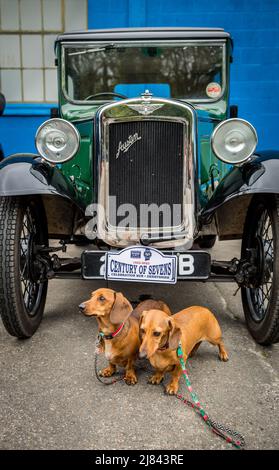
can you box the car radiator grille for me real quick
[108,120,184,229]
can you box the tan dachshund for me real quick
[139,307,228,395]
[79,288,171,385]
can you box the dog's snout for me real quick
[139,350,147,359]
[79,303,85,312]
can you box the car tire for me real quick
[197,235,217,249]
[0,197,48,338]
[241,195,279,345]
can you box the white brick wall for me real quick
[0,0,88,102]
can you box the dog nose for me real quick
[79,303,85,312]
[139,350,147,359]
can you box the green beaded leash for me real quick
[176,342,245,449]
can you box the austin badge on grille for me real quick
[116,133,142,159]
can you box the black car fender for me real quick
[201,151,279,223]
[0,154,85,211]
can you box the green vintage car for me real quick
[0,28,279,345]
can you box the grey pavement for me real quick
[0,241,278,450]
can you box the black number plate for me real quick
[82,249,211,283]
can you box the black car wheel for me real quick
[241,195,279,345]
[0,197,48,338]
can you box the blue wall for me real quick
[88,0,279,151]
[1,0,278,156]
[0,105,56,156]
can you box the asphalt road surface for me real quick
[0,241,278,450]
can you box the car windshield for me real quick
[62,42,225,102]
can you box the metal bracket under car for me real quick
[33,242,260,288]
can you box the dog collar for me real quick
[98,322,125,340]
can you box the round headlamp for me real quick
[211,118,258,164]
[35,118,80,164]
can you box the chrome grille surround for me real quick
[95,96,197,248]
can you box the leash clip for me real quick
[95,332,104,354]
[177,341,183,358]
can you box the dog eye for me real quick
[153,331,161,337]
[140,328,145,335]
[98,295,105,301]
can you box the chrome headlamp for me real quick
[35,118,80,164]
[211,118,258,164]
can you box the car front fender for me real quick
[201,151,279,223]
[0,154,85,211]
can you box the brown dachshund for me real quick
[139,306,228,395]
[79,288,171,385]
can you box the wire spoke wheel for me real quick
[247,210,274,322]
[241,195,279,345]
[19,206,44,316]
[0,197,48,338]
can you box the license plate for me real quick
[106,246,177,284]
[82,247,211,283]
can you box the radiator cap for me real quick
[141,89,153,100]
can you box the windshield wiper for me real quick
[68,44,115,56]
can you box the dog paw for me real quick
[99,366,116,377]
[148,373,164,385]
[124,372,138,385]
[165,382,179,395]
[219,351,229,362]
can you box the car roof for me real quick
[56,27,231,43]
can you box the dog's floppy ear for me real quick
[110,292,133,324]
[168,318,182,350]
[139,310,147,327]
[139,310,147,336]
